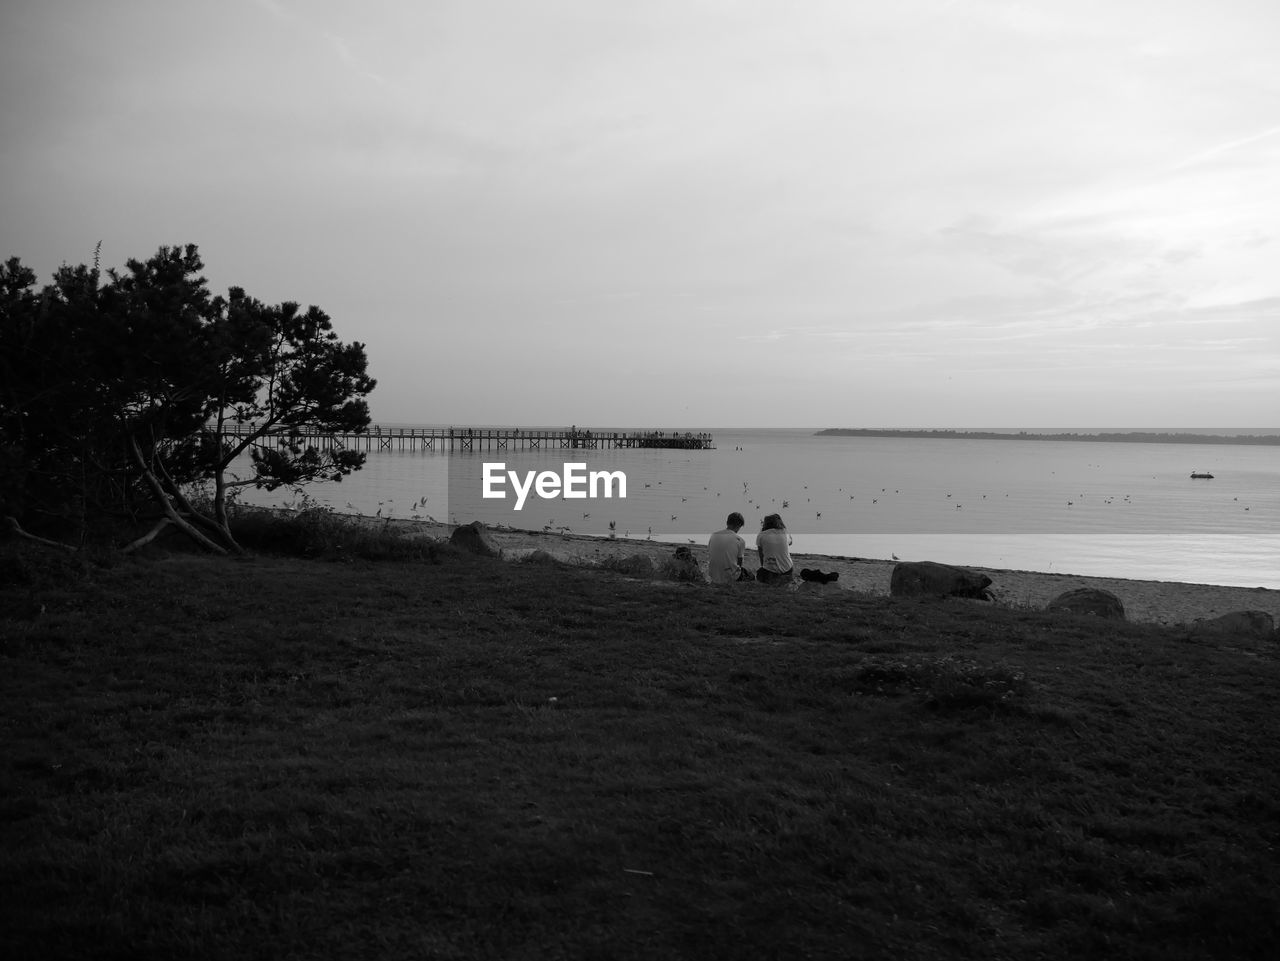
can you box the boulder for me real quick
[448,521,502,557]
[1046,588,1125,620]
[889,561,993,600]
[1189,610,1275,640]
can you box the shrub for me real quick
[226,499,443,562]
[599,554,656,577]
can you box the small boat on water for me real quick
[1190,471,1214,479]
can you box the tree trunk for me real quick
[155,456,242,553]
[128,436,230,555]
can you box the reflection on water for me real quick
[231,428,1280,587]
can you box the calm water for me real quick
[233,428,1280,588]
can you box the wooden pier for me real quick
[221,425,715,452]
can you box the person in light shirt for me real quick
[755,513,794,584]
[707,512,749,584]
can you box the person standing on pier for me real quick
[708,512,750,584]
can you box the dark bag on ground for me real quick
[800,568,840,584]
[756,568,793,584]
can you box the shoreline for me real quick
[367,514,1280,629]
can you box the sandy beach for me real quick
[391,518,1280,630]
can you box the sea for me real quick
[230,428,1280,589]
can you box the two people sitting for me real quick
[708,512,837,585]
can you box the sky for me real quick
[2,0,1277,428]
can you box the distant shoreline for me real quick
[815,429,1280,445]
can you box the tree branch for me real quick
[128,435,230,555]
[215,414,282,471]
[120,517,173,554]
[4,516,78,553]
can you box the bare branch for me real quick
[120,518,173,554]
[128,435,230,555]
[4,516,78,553]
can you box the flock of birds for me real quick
[525,472,1258,540]
[347,459,1257,538]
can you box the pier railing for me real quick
[218,425,714,452]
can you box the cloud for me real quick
[249,0,292,21]
[4,1,1279,426]
[322,30,396,91]
[247,0,399,93]
[1168,123,1280,172]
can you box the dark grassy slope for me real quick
[2,546,1277,960]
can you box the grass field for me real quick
[2,533,1278,960]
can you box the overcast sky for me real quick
[2,0,1277,428]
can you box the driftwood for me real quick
[4,516,78,553]
[8,513,203,556]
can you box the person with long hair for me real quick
[755,513,794,584]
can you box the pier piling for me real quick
[220,426,714,452]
